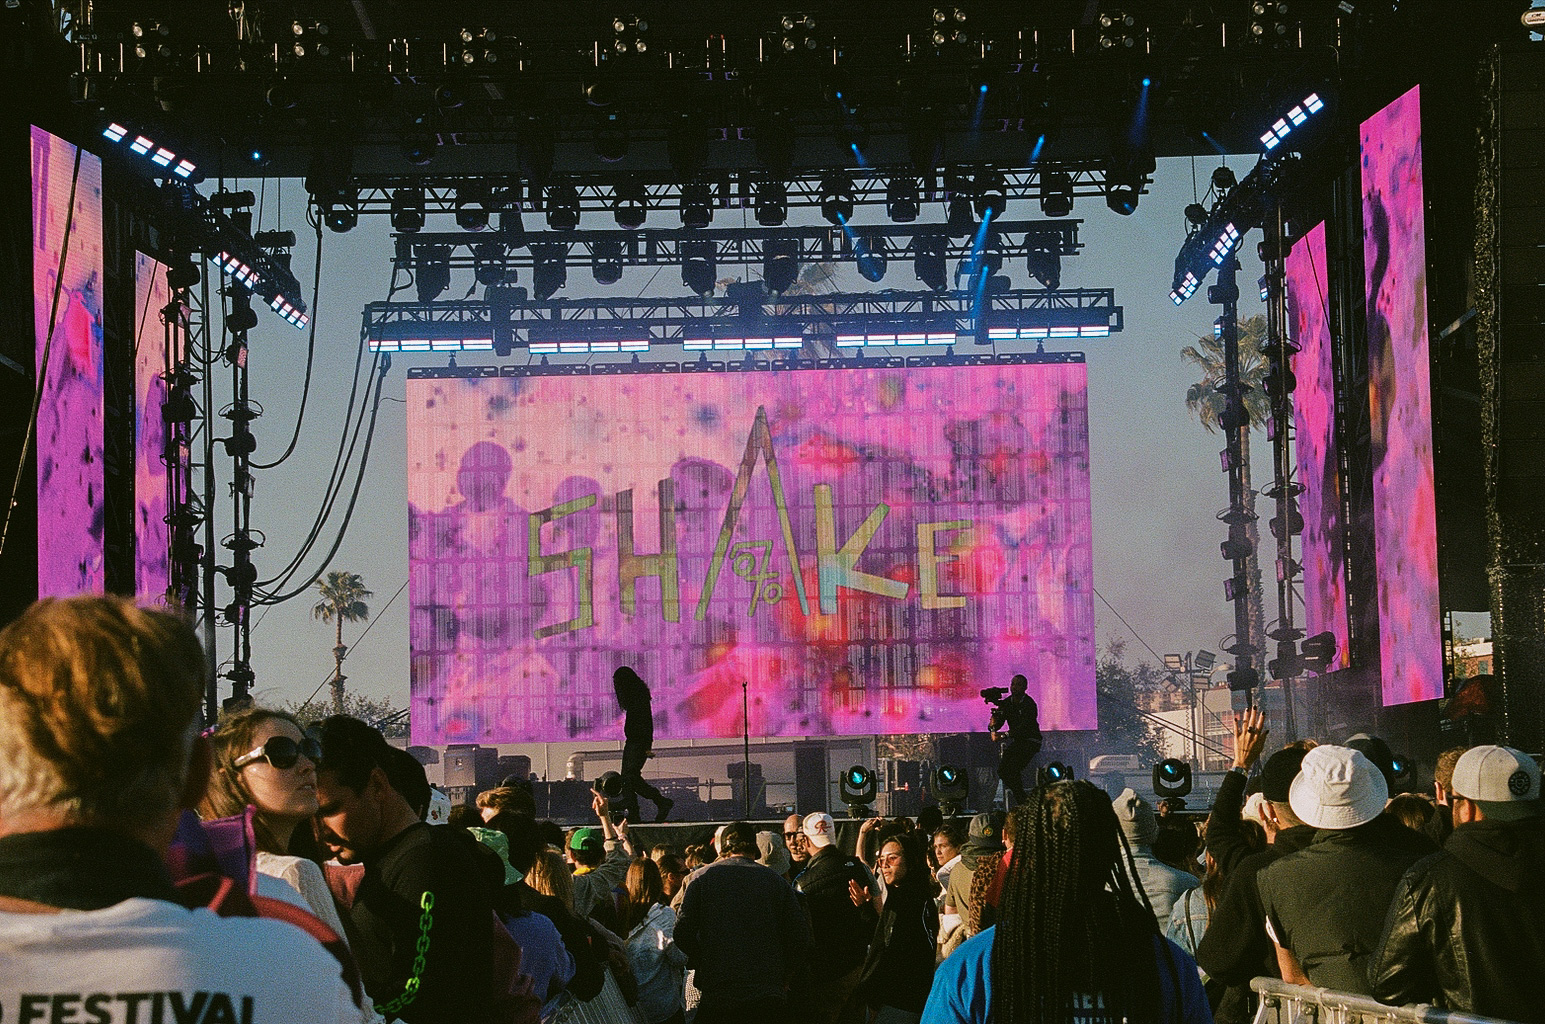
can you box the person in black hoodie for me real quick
[1370,745,1545,1022]
[851,832,938,1022]
[1195,741,1315,1024]
[613,667,673,823]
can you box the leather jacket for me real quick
[1369,816,1545,1023]
[794,846,872,979]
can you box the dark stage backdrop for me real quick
[1286,221,1349,672]
[1361,86,1443,706]
[405,359,1097,744]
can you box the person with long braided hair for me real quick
[922,781,1212,1024]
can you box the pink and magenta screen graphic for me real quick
[134,253,172,601]
[406,361,1097,744]
[1286,222,1348,672]
[1361,86,1442,705]
[31,126,105,599]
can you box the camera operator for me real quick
[987,674,1041,804]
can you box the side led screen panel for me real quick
[1286,222,1348,672]
[1361,86,1442,705]
[406,361,1097,744]
[31,126,105,598]
[134,253,172,601]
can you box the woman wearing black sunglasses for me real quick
[199,707,349,946]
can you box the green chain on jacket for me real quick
[374,890,435,1017]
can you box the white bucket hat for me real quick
[1288,745,1388,830]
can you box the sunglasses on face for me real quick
[784,831,802,840]
[233,735,323,771]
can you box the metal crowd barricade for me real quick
[1251,978,1525,1024]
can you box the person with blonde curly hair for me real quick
[199,706,350,943]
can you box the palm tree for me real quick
[1182,315,1270,669]
[313,571,373,713]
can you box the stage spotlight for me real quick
[1211,165,1237,192]
[1025,249,1061,289]
[1039,170,1074,218]
[819,174,855,225]
[1185,202,1209,228]
[401,134,437,167]
[914,234,947,292]
[756,179,789,227]
[1038,762,1074,786]
[1269,498,1304,541]
[886,176,920,223]
[1227,665,1260,692]
[855,234,887,283]
[680,181,713,228]
[414,245,452,302]
[1097,8,1140,49]
[532,245,568,301]
[763,236,801,294]
[165,261,200,291]
[613,179,647,229]
[932,764,969,814]
[945,194,974,237]
[390,188,425,233]
[455,188,490,231]
[591,239,624,285]
[681,239,716,295]
[321,191,358,233]
[1153,759,1193,799]
[546,182,580,231]
[1300,631,1337,673]
[225,296,258,334]
[838,764,877,817]
[472,241,506,286]
[1105,169,1141,216]
[974,170,1007,220]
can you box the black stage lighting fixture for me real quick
[591,239,624,285]
[165,261,200,291]
[321,191,358,233]
[680,181,713,228]
[414,245,451,302]
[1227,665,1260,692]
[401,135,437,167]
[1038,762,1074,786]
[932,764,969,814]
[390,188,425,233]
[886,176,920,223]
[974,170,1007,220]
[472,242,506,286]
[1040,170,1074,218]
[839,764,877,817]
[764,236,800,293]
[546,182,580,231]
[593,770,625,799]
[1106,170,1141,216]
[613,179,647,229]
[819,174,855,225]
[1300,631,1337,673]
[681,239,716,296]
[1153,759,1193,799]
[855,234,887,283]
[914,234,947,292]
[225,296,258,334]
[1211,165,1237,192]
[1025,248,1061,289]
[756,179,789,226]
[454,187,489,231]
[532,244,567,300]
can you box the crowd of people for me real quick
[1,596,1542,1024]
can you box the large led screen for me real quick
[1361,86,1442,705]
[31,126,105,598]
[406,359,1097,744]
[1286,222,1348,672]
[134,252,172,601]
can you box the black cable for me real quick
[252,218,323,469]
[255,353,390,604]
[1,147,82,559]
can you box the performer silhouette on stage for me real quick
[614,666,674,822]
[989,673,1042,803]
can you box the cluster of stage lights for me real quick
[985,324,1111,341]
[211,250,309,329]
[101,123,197,179]
[1260,93,1324,153]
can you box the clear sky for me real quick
[228,157,1279,716]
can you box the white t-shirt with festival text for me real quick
[0,897,365,1024]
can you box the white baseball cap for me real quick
[802,811,836,848]
[1451,745,1541,821]
[1288,745,1388,830]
